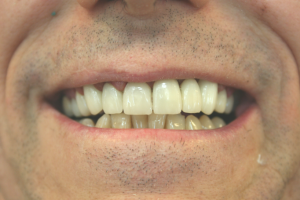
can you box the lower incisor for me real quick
[132,115,148,128]
[111,114,132,129]
[166,114,186,130]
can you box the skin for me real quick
[0,0,300,199]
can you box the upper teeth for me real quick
[62,79,234,117]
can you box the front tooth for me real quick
[225,95,234,114]
[62,96,74,117]
[166,114,185,130]
[199,115,215,130]
[71,98,81,117]
[148,114,166,129]
[198,80,218,115]
[181,79,202,113]
[185,115,202,130]
[215,90,227,113]
[153,79,182,114]
[111,114,132,129]
[83,85,103,115]
[95,114,111,128]
[123,83,152,115]
[79,118,95,127]
[132,115,148,128]
[76,91,91,116]
[211,117,226,128]
[102,83,123,114]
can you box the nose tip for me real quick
[123,0,157,16]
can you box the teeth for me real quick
[211,117,226,128]
[79,118,95,127]
[225,95,234,114]
[180,79,202,113]
[123,83,152,115]
[148,114,166,129]
[83,85,103,115]
[102,83,123,114]
[185,115,202,130]
[62,96,74,117]
[153,79,182,114]
[215,90,227,113]
[199,115,215,130]
[198,80,218,115]
[95,114,111,128]
[111,113,132,129]
[76,91,91,116]
[132,115,148,128]
[166,114,185,130]
[71,98,82,117]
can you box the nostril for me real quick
[123,0,157,16]
[77,0,98,9]
[188,0,209,8]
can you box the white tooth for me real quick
[185,115,202,130]
[95,114,111,128]
[225,95,234,114]
[153,79,182,114]
[62,96,74,117]
[111,113,132,129]
[132,115,148,128]
[199,115,215,130]
[102,83,123,114]
[123,83,152,115]
[71,98,81,117]
[211,117,226,128]
[83,85,103,115]
[215,90,227,113]
[76,91,91,116]
[180,79,202,113]
[148,114,166,129]
[166,114,185,130]
[79,118,95,127]
[198,80,218,115]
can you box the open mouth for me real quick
[56,78,253,130]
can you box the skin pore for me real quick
[0,0,300,199]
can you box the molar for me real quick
[62,96,74,117]
[211,117,226,128]
[225,95,234,114]
[79,118,95,127]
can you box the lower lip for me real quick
[44,102,257,142]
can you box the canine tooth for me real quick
[185,115,202,130]
[225,95,234,114]
[62,96,74,117]
[102,83,123,114]
[76,91,91,116]
[153,79,182,114]
[199,115,215,130]
[211,117,226,128]
[198,80,217,115]
[111,114,132,129]
[132,115,148,128]
[79,118,95,127]
[215,90,227,113]
[166,114,185,130]
[181,79,202,113]
[84,85,103,115]
[148,114,166,129]
[123,83,152,115]
[95,114,111,128]
[71,98,81,117]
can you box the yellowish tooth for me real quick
[198,80,218,115]
[76,91,91,116]
[211,117,226,128]
[95,114,111,128]
[215,90,227,113]
[199,115,215,130]
[71,98,81,117]
[84,85,103,115]
[166,114,185,130]
[185,115,202,130]
[225,95,234,114]
[79,118,95,127]
[102,83,123,114]
[111,114,132,129]
[181,79,202,113]
[131,115,148,128]
[62,96,74,117]
[148,114,166,129]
